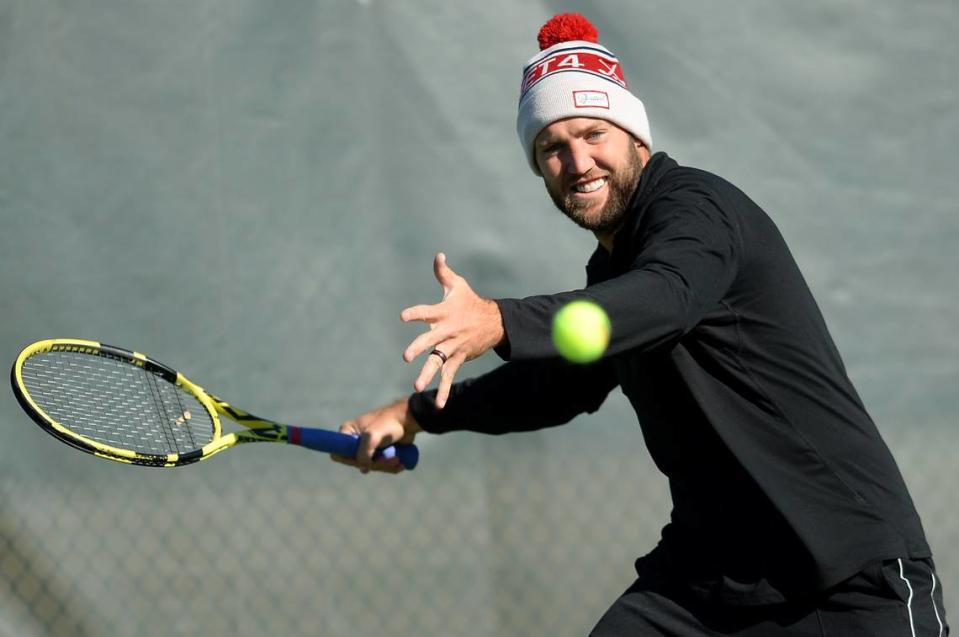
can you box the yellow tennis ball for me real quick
[551,300,611,364]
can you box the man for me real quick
[333,13,948,636]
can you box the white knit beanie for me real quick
[517,13,652,174]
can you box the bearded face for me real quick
[535,119,647,237]
[544,140,643,234]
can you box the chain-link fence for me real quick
[0,413,660,637]
[1,415,955,636]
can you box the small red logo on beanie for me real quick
[538,13,599,50]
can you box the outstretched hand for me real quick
[401,253,504,408]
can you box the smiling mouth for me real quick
[571,177,607,194]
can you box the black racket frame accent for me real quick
[10,340,212,467]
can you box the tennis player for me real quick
[335,13,949,636]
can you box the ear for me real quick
[632,136,651,166]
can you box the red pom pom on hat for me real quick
[537,13,599,51]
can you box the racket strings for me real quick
[19,351,215,456]
[142,366,186,454]
[167,372,199,451]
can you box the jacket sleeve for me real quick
[408,358,618,435]
[496,196,742,360]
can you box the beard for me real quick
[545,143,643,235]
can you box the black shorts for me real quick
[590,558,948,636]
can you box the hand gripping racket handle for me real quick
[287,427,419,470]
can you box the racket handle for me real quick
[287,427,419,470]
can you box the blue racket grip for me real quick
[288,426,419,470]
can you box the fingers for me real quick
[333,419,406,475]
[433,252,460,297]
[356,431,382,474]
[434,354,463,409]
[329,441,406,475]
[330,453,405,474]
[410,347,461,407]
[403,328,445,364]
[338,419,360,436]
[400,303,438,324]
[405,254,464,320]
[413,351,445,392]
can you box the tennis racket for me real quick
[10,338,419,469]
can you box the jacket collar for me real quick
[586,151,677,280]
[628,151,677,214]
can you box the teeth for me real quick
[574,178,606,193]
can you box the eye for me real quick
[586,129,606,142]
[538,143,563,157]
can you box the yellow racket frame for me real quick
[12,338,291,467]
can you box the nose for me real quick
[564,141,595,176]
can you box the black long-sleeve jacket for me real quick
[409,152,930,602]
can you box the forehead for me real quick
[535,117,623,145]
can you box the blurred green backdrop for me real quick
[1,1,956,635]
